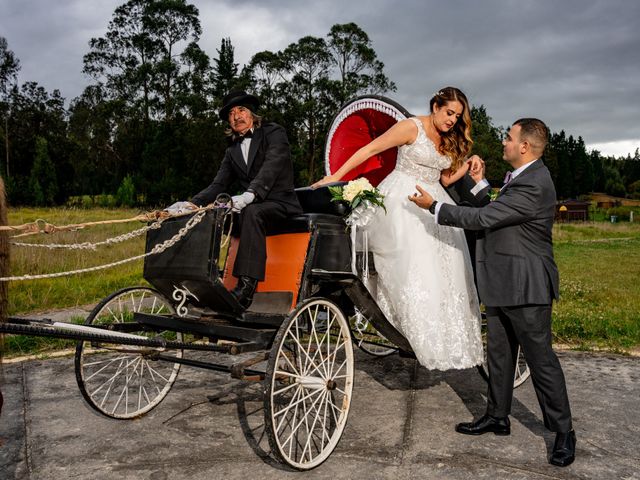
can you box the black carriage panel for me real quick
[143,209,243,316]
[294,185,352,274]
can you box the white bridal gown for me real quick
[360,117,483,370]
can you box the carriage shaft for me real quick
[1,318,256,353]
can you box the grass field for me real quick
[7,207,149,314]
[2,208,640,356]
[552,222,640,352]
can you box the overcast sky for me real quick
[2,0,639,157]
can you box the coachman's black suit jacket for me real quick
[191,122,301,215]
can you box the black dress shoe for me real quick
[549,430,576,467]
[231,276,258,309]
[455,414,511,436]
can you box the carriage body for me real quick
[142,188,354,326]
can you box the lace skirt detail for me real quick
[360,169,483,370]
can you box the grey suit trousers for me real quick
[486,304,573,432]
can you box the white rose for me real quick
[343,178,374,202]
[354,177,373,192]
[342,182,359,202]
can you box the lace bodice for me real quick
[395,117,451,184]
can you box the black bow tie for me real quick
[238,130,253,142]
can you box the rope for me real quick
[2,207,201,238]
[10,222,162,250]
[0,207,212,282]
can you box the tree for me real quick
[178,41,212,117]
[571,136,594,195]
[470,105,505,183]
[212,38,239,101]
[549,131,572,198]
[28,136,58,205]
[243,50,288,124]
[591,150,605,191]
[326,23,396,105]
[603,162,625,197]
[83,0,202,121]
[6,82,68,204]
[0,36,21,178]
[280,36,332,183]
[146,0,201,119]
[68,85,121,196]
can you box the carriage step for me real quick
[134,312,276,349]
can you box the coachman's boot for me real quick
[231,276,258,310]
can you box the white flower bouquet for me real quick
[328,177,386,213]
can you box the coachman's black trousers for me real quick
[232,201,288,281]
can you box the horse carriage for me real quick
[1,96,528,470]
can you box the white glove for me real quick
[231,191,255,212]
[165,201,197,214]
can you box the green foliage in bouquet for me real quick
[328,178,386,213]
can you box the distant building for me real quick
[556,199,591,221]
[590,192,640,208]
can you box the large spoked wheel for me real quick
[477,316,531,388]
[264,298,354,470]
[74,287,182,419]
[349,308,397,357]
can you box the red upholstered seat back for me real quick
[324,96,412,187]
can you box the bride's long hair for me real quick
[429,87,473,172]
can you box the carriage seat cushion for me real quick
[268,213,346,236]
[230,185,348,237]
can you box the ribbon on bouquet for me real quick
[345,201,377,279]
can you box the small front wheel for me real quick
[74,287,182,419]
[264,298,354,470]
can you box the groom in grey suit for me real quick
[409,118,575,467]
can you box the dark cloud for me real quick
[1,0,638,154]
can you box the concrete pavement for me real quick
[1,349,639,479]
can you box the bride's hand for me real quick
[467,155,485,183]
[311,174,339,189]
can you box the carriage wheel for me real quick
[349,308,397,357]
[75,287,182,419]
[477,316,531,388]
[264,298,354,470]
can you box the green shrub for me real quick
[95,194,117,208]
[606,206,640,221]
[116,175,136,207]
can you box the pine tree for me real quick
[28,136,58,205]
[212,38,239,101]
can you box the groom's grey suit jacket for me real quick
[438,159,559,307]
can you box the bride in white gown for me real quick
[313,87,483,370]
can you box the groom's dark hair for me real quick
[513,118,548,154]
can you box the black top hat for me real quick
[219,90,260,120]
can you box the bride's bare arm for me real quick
[440,161,470,187]
[311,119,417,188]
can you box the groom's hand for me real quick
[408,185,434,209]
[467,155,486,183]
